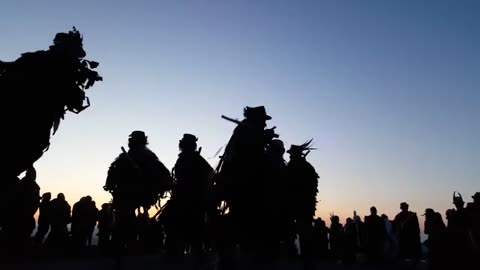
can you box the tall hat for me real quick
[453,191,464,204]
[287,139,316,155]
[243,106,272,120]
[180,133,198,143]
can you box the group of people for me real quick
[1,105,479,270]
[103,105,320,268]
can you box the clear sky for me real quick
[1,0,479,225]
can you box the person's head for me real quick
[423,208,435,219]
[57,193,65,201]
[287,139,315,161]
[471,192,480,204]
[400,202,409,211]
[42,192,51,201]
[370,206,377,215]
[179,133,198,153]
[445,209,455,220]
[51,27,86,58]
[25,166,37,181]
[85,195,92,203]
[267,139,285,158]
[381,214,388,220]
[330,215,339,224]
[243,106,271,129]
[128,131,148,149]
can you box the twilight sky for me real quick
[1,0,479,224]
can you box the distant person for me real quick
[3,166,40,254]
[445,192,471,268]
[34,192,52,245]
[343,217,357,263]
[262,139,291,256]
[86,198,98,246]
[467,192,480,257]
[381,214,398,260]
[97,203,114,252]
[329,215,344,261]
[393,202,421,261]
[365,206,386,263]
[46,193,71,249]
[312,217,329,259]
[423,208,446,269]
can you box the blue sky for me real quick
[1,0,479,223]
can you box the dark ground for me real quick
[2,253,429,270]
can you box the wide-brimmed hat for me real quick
[129,130,147,140]
[180,133,198,143]
[243,106,272,120]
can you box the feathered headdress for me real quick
[287,138,316,156]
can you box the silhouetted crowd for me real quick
[0,106,478,270]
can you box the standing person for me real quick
[46,193,71,251]
[393,202,421,261]
[104,131,172,251]
[214,106,277,269]
[365,206,386,263]
[286,139,319,265]
[261,139,291,257]
[423,208,446,269]
[34,192,52,246]
[381,214,398,261]
[165,134,213,257]
[97,203,115,253]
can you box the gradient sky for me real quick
[1,0,479,226]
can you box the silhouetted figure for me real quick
[0,28,100,257]
[1,166,40,255]
[365,206,386,263]
[393,202,421,261]
[71,196,98,250]
[97,203,115,253]
[86,199,99,246]
[34,192,52,246]
[423,208,446,269]
[46,193,71,251]
[214,106,277,268]
[0,27,101,181]
[343,217,357,263]
[381,214,398,260]
[261,139,292,257]
[104,131,172,251]
[445,192,471,268]
[287,139,319,264]
[329,215,344,261]
[165,134,214,257]
[312,217,329,259]
[467,192,480,257]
